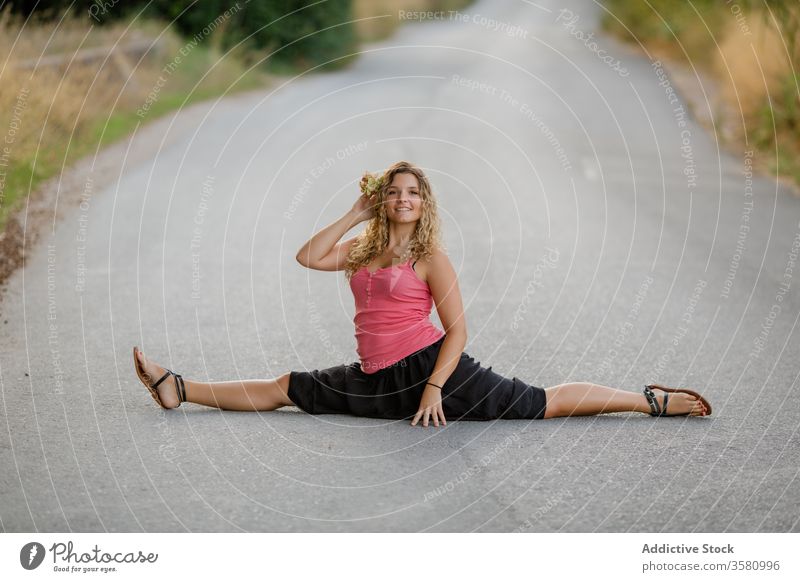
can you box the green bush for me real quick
[10,0,359,72]
[755,72,800,182]
[142,0,357,72]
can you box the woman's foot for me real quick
[647,387,708,416]
[134,347,182,409]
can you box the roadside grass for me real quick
[0,11,269,232]
[601,0,799,189]
[353,0,475,42]
[0,0,477,235]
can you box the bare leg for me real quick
[542,381,708,419]
[135,349,294,411]
[180,376,293,411]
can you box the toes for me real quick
[654,389,709,416]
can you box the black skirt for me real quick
[287,335,548,421]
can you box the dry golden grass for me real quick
[354,0,430,41]
[0,4,273,282]
[712,9,799,184]
[1,8,163,173]
[353,0,473,42]
[0,4,267,229]
[714,15,791,121]
[602,1,799,186]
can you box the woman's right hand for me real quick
[351,176,377,223]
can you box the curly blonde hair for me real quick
[344,161,443,280]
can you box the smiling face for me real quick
[384,172,422,224]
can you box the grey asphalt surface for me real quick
[1,0,799,532]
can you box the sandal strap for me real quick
[175,373,186,403]
[151,369,187,406]
[643,386,661,416]
[151,370,172,390]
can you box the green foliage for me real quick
[755,72,800,145]
[601,0,725,66]
[140,0,358,72]
[10,0,360,72]
[774,73,800,134]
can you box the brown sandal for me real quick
[133,346,186,409]
[644,383,711,416]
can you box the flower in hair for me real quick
[360,171,385,196]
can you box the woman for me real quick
[134,160,711,426]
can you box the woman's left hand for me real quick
[411,385,447,427]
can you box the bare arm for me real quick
[295,180,376,271]
[425,248,468,388]
[411,248,468,426]
[295,210,360,271]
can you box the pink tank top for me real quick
[349,257,445,374]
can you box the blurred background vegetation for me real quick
[0,0,472,235]
[602,0,800,187]
[2,0,796,253]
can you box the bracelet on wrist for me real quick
[426,382,443,389]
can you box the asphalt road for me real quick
[1,0,799,532]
